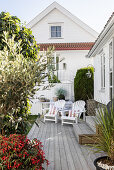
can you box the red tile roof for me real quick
[39,42,94,51]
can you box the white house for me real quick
[27,2,98,103]
[88,12,114,105]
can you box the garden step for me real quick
[73,121,96,145]
[86,116,96,133]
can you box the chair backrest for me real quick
[73,100,86,118]
[68,103,76,117]
[49,104,58,115]
[54,100,65,110]
[75,100,85,109]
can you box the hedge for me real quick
[74,67,94,101]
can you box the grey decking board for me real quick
[28,120,41,140]
[80,145,96,170]
[67,126,84,170]
[65,125,83,170]
[36,121,45,140]
[68,126,90,170]
[41,123,50,170]
[57,123,69,170]
[61,125,76,170]
[47,123,55,170]
[54,123,62,170]
[28,121,105,170]
[44,122,52,159]
[42,123,52,170]
[27,123,36,139]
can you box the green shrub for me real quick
[74,67,94,101]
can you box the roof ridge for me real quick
[38,42,94,44]
[26,2,98,38]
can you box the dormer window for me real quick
[51,26,61,38]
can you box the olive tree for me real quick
[0,32,53,135]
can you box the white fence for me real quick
[30,82,74,115]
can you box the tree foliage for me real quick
[0,12,39,60]
[0,32,53,135]
[74,67,94,101]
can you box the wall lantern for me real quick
[86,64,95,78]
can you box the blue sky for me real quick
[0,0,114,33]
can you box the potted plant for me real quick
[55,88,67,100]
[92,101,114,170]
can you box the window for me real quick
[51,26,61,38]
[109,42,113,100]
[63,63,67,70]
[101,53,105,89]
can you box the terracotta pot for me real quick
[94,156,109,170]
[53,97,58,102]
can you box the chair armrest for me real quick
[61,109,70,116]
[42,107,50,111]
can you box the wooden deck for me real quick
[28,120,105,170]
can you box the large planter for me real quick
[94,156,111,170]
[87,99,98,116]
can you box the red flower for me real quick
[0,134,49,169]
[2,156,6,160]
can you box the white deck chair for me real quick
[44,100,65,123]
[74,100,86,121]
[54,100,66,116]
[61,100,86,125]
[44,104,58,123]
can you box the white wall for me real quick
[94,47,110,104]
[56,50,93,79]
[94,33,114,104]
[34,82,74,101]
[29,7,96,104]
[39,49,93,82]
[31,8,96,43]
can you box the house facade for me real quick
[27,2,98,102]
[88,13,114,104]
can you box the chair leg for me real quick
[44,116,45,122]
[75,117,78,124]
[83,112,86,121]
[55,117,57,123]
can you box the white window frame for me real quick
[109,40,113,100]
[101,52,105,89]
[49,23,63,39]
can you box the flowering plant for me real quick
[0,134,49,169]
